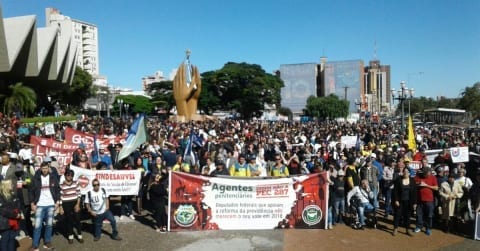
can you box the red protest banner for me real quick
[168,172,328,231]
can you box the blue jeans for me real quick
[383,187,393,215]
[32,205,54,248]
[120,196,134,216]
[370,184,379,209]
[0,229,18,251]
[333,197,345,223]
[328,206,333,225]
[358,202,375,225]
[416,201,434,230]
[93,210,118,238]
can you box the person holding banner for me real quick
[229,154,251,177]
[270,154,289,177]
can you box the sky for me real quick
[1,0,479,98]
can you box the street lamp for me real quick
[124,103,130,119]
[391,81,415,130]
[117,99,123,118]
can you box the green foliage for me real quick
[304,94,349,120]
[20,115,77,124]
[113,95,153,115]
[60,66,94,107]
[408,96,438,114]
[0,82,37,116]
[148,80,175,114]
[278,106,292,117]
[199,62,283,119]
[458,82,480,118]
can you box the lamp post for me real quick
[391,81,414,130]
[117,99,123,119]
[124,103,130,120]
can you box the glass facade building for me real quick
[279,63,318,114]
[324,60,364,113]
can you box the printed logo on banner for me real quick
[451,147,460,157]
[78,175,90,188]
[174,204,198,227]
[301,205,322,226]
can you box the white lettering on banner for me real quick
[69,165,141,196]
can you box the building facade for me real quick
[142,71,169,94]
[363,59,391,114]
[322,60,364,113]
[46,8,99,77]
[279,63,318,115]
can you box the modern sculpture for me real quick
[172,50,202,121]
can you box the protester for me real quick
[59,169,83,244]
[148,174,168,233]
[0,179,22,251]
[392,166,417,236]
[30,161,61,250]
[84,179,122,241]
[414,167,438,236]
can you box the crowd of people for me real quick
[1,112,480,250]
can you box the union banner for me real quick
[168,172,329,231]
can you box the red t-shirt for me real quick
[414,174,437,202]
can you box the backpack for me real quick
[87,187,106,205]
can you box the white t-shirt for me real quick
[37,175,55,206]
[84,188,107,214]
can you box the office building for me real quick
[46,7,99,77]
[364,59,391,114]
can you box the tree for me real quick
[408,96,438,114]
[113,95,153,116]
[148,80,175,114]
[199,62,283,119]
[304,94,348,120]
[60,66,94,108]
[458,82,480,118]
[0,82,36,117]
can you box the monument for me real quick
[172,50,203,121]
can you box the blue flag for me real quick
[117,114,148,161]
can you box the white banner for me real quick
[70,165,141,196]
[450,147,469,163]
[202,177,297,230]
[341,135,358,149]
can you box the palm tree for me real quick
[0,82,37,117]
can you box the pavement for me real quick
[17,211,479,251]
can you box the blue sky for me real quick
[2,0,479,98]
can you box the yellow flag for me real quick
[408,116,416,153]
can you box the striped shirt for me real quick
[60,180,81,203]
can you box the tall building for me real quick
[279,59,366,115]
[46,8,99,77]
[363,59,391,114]
[322,60,364,113]
[279,63,318,114]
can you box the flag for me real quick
[183,128,197,167]
[355,135,361,151]
[117,114,148,161]
[93,134,100,161]
[408,116,417,153]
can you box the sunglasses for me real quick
[93,184,100,187]
[275,158,281,160]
